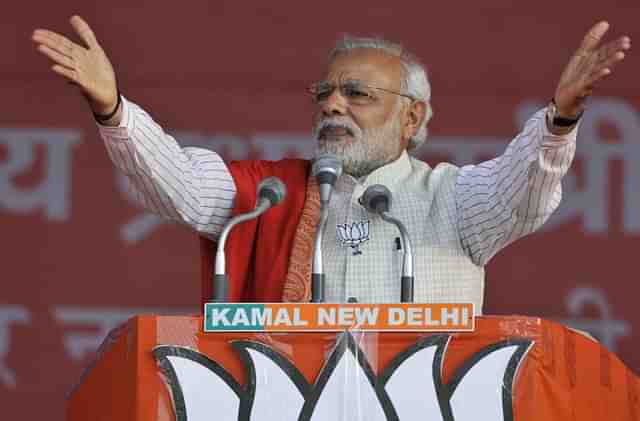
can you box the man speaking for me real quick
[32,17,630,311]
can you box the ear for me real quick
[402,100,427,142]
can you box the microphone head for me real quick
[360,184,392,214]
[257,176,287,206]
[312,154,343,186]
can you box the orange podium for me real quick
[67,314,639,421]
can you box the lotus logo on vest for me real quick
[337,220,370,255]
[154,333,533,421]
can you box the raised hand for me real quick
[32,16,118,117]
[554,21,631,118]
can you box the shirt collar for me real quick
[336,149,414,192]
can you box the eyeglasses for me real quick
[307,79,417,105]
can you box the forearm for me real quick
[99,97,236,237]
[456,107,577,265]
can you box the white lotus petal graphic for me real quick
[350,223,362,241]
[450,344,530,421]
[337,225,349,243]
[310,347,386,421]
[154,335,533,421]
[361,221,369,238]
[246,348,304,421]
[384,343,445,421]
[166,355,240,421]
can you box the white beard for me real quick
[313,108,402,178]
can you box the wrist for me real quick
[546,98,583,135]
[93,91,122,126]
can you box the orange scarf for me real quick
[199,158,318,306]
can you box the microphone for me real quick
[212,176,287,302]
[311,154,342,302]
[313,154,342,204]
[359,185,415,303]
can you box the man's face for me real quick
[312,49,409,178]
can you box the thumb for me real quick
[70,15,100,49]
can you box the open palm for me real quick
[32,16,118,116]
[554,21,631,117]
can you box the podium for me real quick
[67,314,639,421]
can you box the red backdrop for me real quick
[1,1,639,419]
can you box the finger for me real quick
[70,15,99,49]
[32,29,62,49]
[596,51,626,70]
[579,21,610,53]
[596,37,632,64]
[584,68,612,88]
[587,52,625,82]
[32,29,76,58]
[51,64,78,83]
[37,44,75,69]
[578,89,593,101]
[33,35,73,61]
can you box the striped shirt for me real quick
[99,97,576,311]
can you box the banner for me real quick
[203,303,474,332]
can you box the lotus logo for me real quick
[336,220,370,255]
[154,333,532,421]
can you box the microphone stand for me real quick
[312,202,329,303]
[213,200,271,302]
[310,154,342,303]
[379,212,414,303]
[359,184,415,303]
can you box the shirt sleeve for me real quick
[97,96,237,238]
[455,108,577,266]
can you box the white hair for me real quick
[328,36,433,150]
